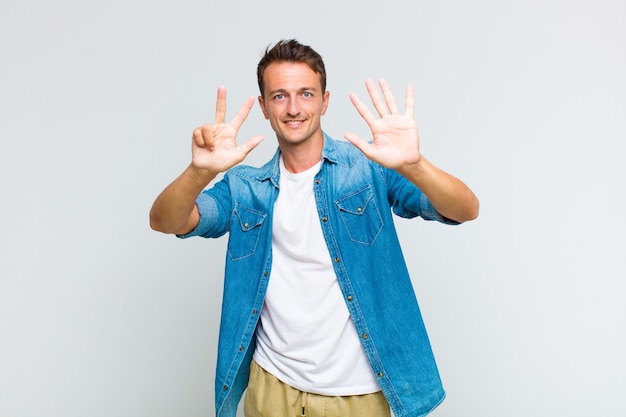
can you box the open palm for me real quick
[191,86,264,174]
[344,79,421,169]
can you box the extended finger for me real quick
[365,78,389,117]
[230,96,256,132]
[405,84,415,118]
[349,92,377,127]
[379,79,399,115]
[215,85,227,124]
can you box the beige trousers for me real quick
[244,360,391,417]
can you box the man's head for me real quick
[256,40,330,151]
[257,39,326,98]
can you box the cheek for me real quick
[265,104,283,119]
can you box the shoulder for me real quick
[226,164,263,178]
[225,149,279,182]
[323,134,370,168]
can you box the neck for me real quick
[278,136,324,174]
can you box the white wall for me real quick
[1,1,624,416]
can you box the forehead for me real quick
[263,61,322,93]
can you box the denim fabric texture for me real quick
[179,133,457,417]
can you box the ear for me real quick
[258,96,269,119]
[321,90,330,115]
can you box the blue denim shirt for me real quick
[180,133,457,417]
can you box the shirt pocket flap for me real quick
[336,186,374,216]
[335,186,384,245]
[233,204,266,231]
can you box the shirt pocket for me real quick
[335,185,384,245]
[228,204,267,260]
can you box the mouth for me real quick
[284,120,304,128]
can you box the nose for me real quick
[286,98,300,117]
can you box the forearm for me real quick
[397,157,479,223]
[149,164,218,234]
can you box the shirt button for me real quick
[334,258,340,263]
[322,216,328,222]
[223,385,228,391]
[362,333,368,339]
[252,309,258,315]
[243,222,249,228]
[357,207,362,212]
[377,372,384,378]
[347,296,353,301]
[316,179,321,184]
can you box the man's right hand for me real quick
[149,86,264,235]
[190,86,264,176]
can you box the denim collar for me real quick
[255,131,345,187]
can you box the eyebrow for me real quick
[268,86,319,96]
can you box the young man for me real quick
[150,39,478,417]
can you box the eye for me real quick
[274,93,284,100]
[303,91,312,98]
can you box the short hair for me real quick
[257,39,327,97]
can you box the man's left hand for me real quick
[344,78,421,170]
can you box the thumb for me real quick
[343,132,370,154]
[241,134,265,153]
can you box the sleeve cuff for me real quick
[176,192,219,238]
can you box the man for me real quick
[150,39,478,417]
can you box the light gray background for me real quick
[1,0,624,416]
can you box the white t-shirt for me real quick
[253,157,380,396]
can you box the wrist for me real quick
[396,155,428,178]
[187,164,218,186]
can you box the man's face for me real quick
[258,61,330,148]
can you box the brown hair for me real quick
[257,39,327,97]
